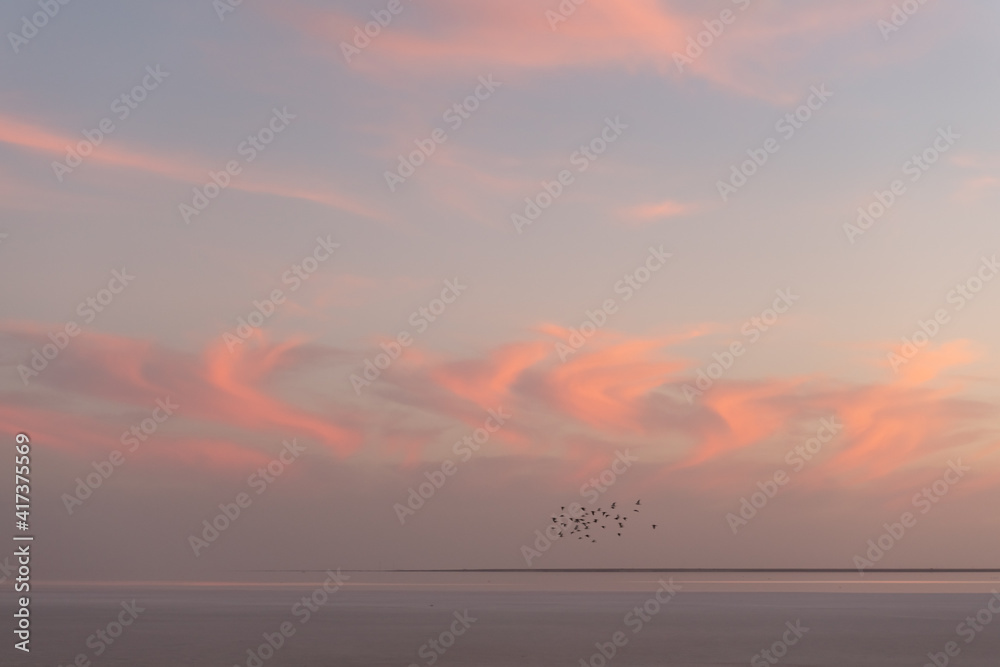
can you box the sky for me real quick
[1,0,1000,581]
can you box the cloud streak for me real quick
[0,114,382,221]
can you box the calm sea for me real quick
[9,572,1000,666]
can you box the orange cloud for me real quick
[6,320,996,483]
[429,341,552,411]
[410,324,993,482]
[0,395,277,472]
[3,325,362,459]
[887,339,981,388]
[0,399,115,456]
[202,336,362,455]
[621,199,699,225]
[819,340,986,478]
[275,0,905,101]
[539,334,687,430]
[674,340,989,481]
[676,379,801,469]
[312,0,688,75]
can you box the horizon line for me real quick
[242,568,1000,573]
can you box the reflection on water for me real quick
[41,570,1000,593]
[16,572,1000,667]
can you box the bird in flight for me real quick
[547,499,650,544]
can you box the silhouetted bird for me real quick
[636,500,641,505]
[652,525,657,529]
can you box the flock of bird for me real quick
[551,500,656,542]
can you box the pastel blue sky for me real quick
[1,0,999,578]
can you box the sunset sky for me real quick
[2,0,999,580]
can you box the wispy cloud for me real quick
[0,114,383,221]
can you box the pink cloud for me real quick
[272,0,918,101]
[537,333,688,430]
[0,114,382,221]
[621,198,699,225]
[296,0,688,76]
[6,321,996,484]
[3,325,362,459]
